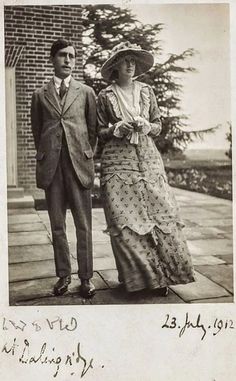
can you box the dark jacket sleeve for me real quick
[97,91,116,144]
[31,90,43,151]
[148,86,162,138]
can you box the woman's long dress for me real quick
[97,81,195,292]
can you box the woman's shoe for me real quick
[156,287,169,297]
[117,282,125,290]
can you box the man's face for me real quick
[51,46,76,79]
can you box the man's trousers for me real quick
[45,140,93,280]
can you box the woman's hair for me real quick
[110,69,119,81]
[50,39,76,57]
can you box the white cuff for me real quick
[113,121,124,138]
[142,122,151,135]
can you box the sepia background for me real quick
[0,1,236,381]
[4,2,233,307]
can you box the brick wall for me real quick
[4,5,83,190]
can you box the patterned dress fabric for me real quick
[97,81,195,292]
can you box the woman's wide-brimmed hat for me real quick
[101,41,154,81]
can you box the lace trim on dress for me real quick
[106,91,123,120]
[139,86,150,119]
[106,82,151,121]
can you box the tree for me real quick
[82,4,213,155]
[225,122,232,159]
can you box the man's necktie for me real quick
[59,79,67,99]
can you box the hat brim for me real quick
[101,48,154,81]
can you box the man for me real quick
[31,39,97,298]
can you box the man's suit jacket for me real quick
[31,77,97,190]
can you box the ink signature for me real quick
[162,313,235,340]
[2,316,78,333]
[2,337,94,378]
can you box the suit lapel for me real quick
[62,77,81,115]
[44,78,61,115]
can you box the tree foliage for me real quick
[225,122,232,159]
[82,4,211,154]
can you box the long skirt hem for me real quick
[110,225,196,293]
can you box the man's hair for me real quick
[50,39,76,57]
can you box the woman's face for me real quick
[117,55,136,80]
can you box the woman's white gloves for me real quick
[133,116,151,135]
[113,117,151,144]
[113,121,134,137]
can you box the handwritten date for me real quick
[162,313,234,340]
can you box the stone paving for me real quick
[8,188,234,305]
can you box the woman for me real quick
[97,41,195,295]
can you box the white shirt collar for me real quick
[53,75,71,89]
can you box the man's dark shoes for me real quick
[79,279,96,298]
[53,276,71,296]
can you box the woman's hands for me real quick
[132,116,151,135]
[113,121,134,138]
[118,121,134,136]
[113,117,151,139]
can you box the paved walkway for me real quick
[8,188,233,305]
